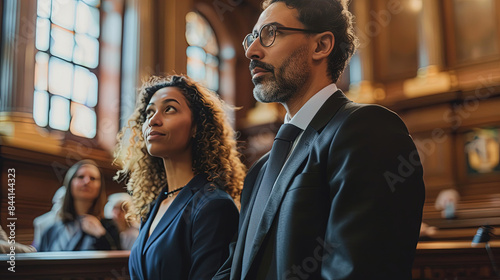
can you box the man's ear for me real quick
[312,32,334,61]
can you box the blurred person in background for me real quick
[105,192,139,250]
[38,160,121,251]
[32,186,66,249]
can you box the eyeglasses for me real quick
[242,23,322,51]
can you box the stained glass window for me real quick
[185,12,219,92]
[34,0,100,138]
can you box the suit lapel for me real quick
[241,90,351,279]
[308,90,351,131]
[142,187,195,254]
[231,155,268,279]
[67,223,85,251]
[239,154,269,228]
[241,127,317,278]
[136,196,159,256]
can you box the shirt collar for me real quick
[285,83,338,130]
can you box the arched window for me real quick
[34,0,101,138]
[185,11,219,92]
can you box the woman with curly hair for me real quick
[115,74,245,280]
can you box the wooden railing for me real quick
[0,242,498,280]
[0,250,130,279]
[413,240,500,280]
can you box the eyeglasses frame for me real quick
[242,23,323,51]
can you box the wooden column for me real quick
[0,0,62,153]
[404,0,456,98]
[346,0,379,104]
[418,0,444,70]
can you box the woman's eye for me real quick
[165,106,176,113]
[145,109,154,118]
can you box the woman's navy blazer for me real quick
[129,174,239,280]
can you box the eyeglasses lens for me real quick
[261,25,275,47]
[244,33,255,51]
[243,24,277,50]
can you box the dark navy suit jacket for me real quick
[214,91,425,279]
[129,174,239,280]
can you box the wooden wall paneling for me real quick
[454,62,500,92]
[443,0,500,68]
[372,0,419,82]
[379,79,405,106]
[399,103,457,133]
[442,0,457,68]
[411,131,456,201]
[157,0,191,75]
[453,95,500,129]
[399,103,458,197]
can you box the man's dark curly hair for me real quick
[262,0,359,83]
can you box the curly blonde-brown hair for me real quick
[114,75,246,219]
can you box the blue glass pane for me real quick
[49,95,70,131]
[75,2,100,38]
[206,54,219,67]
[50,25,75,61]
[185,12,207,48]
[220,46,235,60]
[349,53,362,84]
[70,103,96,138]
[37,0,52,18]
[186,46,206,62]
[206,66,219,92]
[34,52,49,91]
[51,0,77,31]
[33,90,49,127]
[86,72,98,107]
[205,54,219,91]
[82,0,100,7]
[185,11,218,55]
[72,66,89,104]
[35,17,50,51]
[187,58,206,83]
[186,46,207,83]
[48,57,73,98]
[73,34,99,68]
[73,66,98,107]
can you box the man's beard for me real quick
[251,46,310,104]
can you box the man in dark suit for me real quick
[214,0,425,279]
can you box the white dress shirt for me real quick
[284,83,338,156]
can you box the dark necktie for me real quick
[242,123,302,268]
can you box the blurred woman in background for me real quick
[38,160,120,251]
